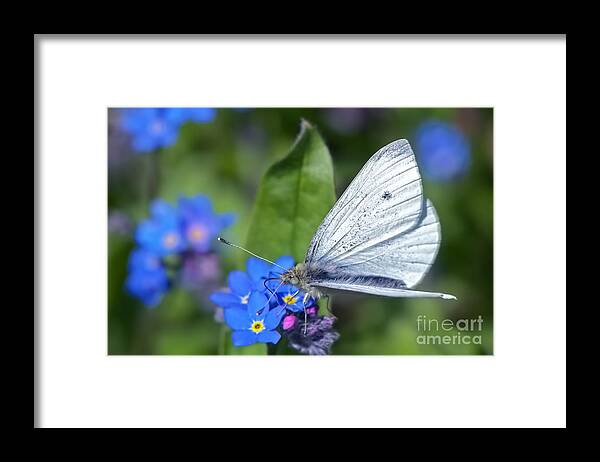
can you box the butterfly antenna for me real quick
[263,277,281,296]
[217,237,287,270]
[258,279,284,314]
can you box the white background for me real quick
[36,36,566,428]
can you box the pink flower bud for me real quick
[282,314,297,330]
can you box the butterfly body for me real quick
[280,263,324,300]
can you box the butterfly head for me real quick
[280,263,308,288]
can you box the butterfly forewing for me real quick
[305,139,425,267]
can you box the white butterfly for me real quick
[220,138,456,306]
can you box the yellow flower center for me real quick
[240,293,250,304]
[283,294,298,305]
[162,232,179,249]
[250,320,265,334]
[187,224,206,243]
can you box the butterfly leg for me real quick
[302,292,311,335]
[322,294,332,315]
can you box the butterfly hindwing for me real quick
[312,279,455,300]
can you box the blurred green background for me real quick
[108,108,493,355]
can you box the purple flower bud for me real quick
[179,252,222,307]
[108,211,134,236]
[306,306,318,317]
[324,108,367,134]
[285,316,340,355]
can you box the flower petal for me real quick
[232,330,258,347]
[276,283,297,295]
[264,305,286,330]
[209,291,239,308]
[224,308,252,330]
[272,256,295,273]
[264,278,283,293]
[135,220,159,247]
[246,257,271,283]
[257,330,281,344]
[150,199,176,221]
[227,271,252,296]
[285,300,305,313]
[247,291,268,317]
[226,302,248,311]
[188,108,217,123]
[128,248,161,271]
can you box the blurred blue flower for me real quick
[109,109,135,165]
[135,200,185,257]
[108,210,133,236]
[127,194,234,307]
[120,108,182,153]
[224,292,286,346]
[180,253,220,292]
[178,195,235,253]
[185,108,217,123]
[125,248,169,306]
[415,120,471,182]
[119,108,216,153]
[128,248,162,272]
[324,108,367,134]
[125,266,169,307]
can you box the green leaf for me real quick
[245,120,336,263]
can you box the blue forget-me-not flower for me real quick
[415,120,471,182]
[119,108,217,153]
[126,195,234,307]
[135,200,186,257]
[224,292,286,346]
[125,248,169,307]
[209,256,273,310]
[179,196,235,253]
[210,255,337,353]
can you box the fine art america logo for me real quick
[416,315,484,345]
